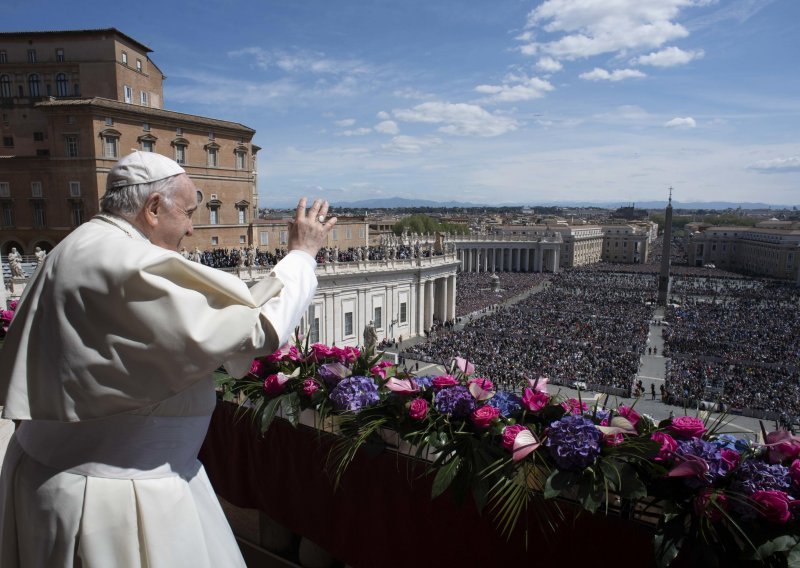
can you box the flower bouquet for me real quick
[219,339,800,567]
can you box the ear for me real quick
[141,193,163,228]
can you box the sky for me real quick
[6,0,800,207]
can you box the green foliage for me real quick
[393,214,469,236]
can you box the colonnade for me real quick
[417,274,456,334]
[455,243,560,274]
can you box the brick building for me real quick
[0,28,257,254]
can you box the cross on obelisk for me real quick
[657,187,673,306]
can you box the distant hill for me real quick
[331,196,482,209]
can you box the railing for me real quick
[449,234,563,244]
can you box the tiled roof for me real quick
[35,97,255,133]
[0,28,152,52]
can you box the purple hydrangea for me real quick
[487,390,522,417]
[434,386,476,418]
[317,362,351,388]
[544,415,602,470]
[731,460,791,495]
[414,376,435,390]
[329,376,380,412]
[676,438,733,488]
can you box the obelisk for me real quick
[657,188,673,306]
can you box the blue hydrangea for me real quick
[414,376,435,390]
[731,460,791,495]
[487,390,522,417]
[676,438,734,488]
[544,415,602,470]
[329,376,380,412]
[434,386,476,419]
[710,434,739,451]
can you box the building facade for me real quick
[253,216,369,251]
[0,28,257,253]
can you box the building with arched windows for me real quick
[0,28,258,254]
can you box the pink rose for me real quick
[521,388,550,412]
[765,430,800,464]
[668,416,706,439]
[617,405,641,428]
[432,375,458,389]
[453,357,475,376]
[502,424,526,452]
[249,359,266,378]
[790,460,800,490]
[719,448,740,471]
[263,373,290,396]
[751,490,792,524]
[651,431,678,461]
[603,432,625,446]
[385,378,419,394]
[470,405,500,429]
[267,344,302,363]
[408,398,428,421]
[8,300,18,311]
[561,398,588,415]
[332,345,361,364]
[694,489,728,523]
[302,379,319,397]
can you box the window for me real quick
[332,228,338,241]
[104,135,118,158]
[359,227,365,238]
[346,227,352,240]
[56,48,65,62]
[33,201,46,228]
[211,236,219,246]
[2,136,12,147]
[235,151,245,170]
[399,302,407,324]
[208,132,215,140]
[69,181,81,197]
[33,131,44,141]
[239,235,246,244]
[65,136,79,157]
[209,206,219,225]
[105,117,113,126]
[344,312,353,336]
[1,203,13,228]
[0,75,10,98]
[123,85,132,103]
[309,316,320,344]
[0,182,9,197]
[142,122,150,132]
[238,208,245,224]
[176,127,183,136]
[136,59,142,72]
[28,74,40,97]
[207,147,218,167]
[121,51,128,65]
[55,73,68,97]
[31,181,42,197]
[374,307,382,329]
[140,91,148,106]
[141,139,154,152]
[27,49,37,63]
[280,230,288,245]
[0,51,6,63]
[259,231,269,246]
[71,202,83,226]
[175,144,186,164]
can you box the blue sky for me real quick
[7,0,800,207]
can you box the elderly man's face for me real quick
[149,174,197,251]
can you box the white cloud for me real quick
[633,46,704,67]
[335,118,356,127]
[393,102,518,137]
[520,0,706,61]
[381,135,442,154]
[664,116,697,128]
[748,156,800,173]
[536,57,563,72]
[340,127,372,137]
[374,120,399,134]
[376,111,391,120]
[475,75,554,103]
[228,47,369,76]
[579,68,646,81]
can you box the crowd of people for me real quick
[407,269,656,393]
[663,278,800,416]
[454,272,551,317]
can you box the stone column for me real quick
[437,277,447,322]
[417,279,426,336]
[536,246,543,272]
[425,279,435,331]
[482,248,488,272]
[447,274,456,321]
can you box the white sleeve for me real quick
[259,250,318,346]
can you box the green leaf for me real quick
[653,532,682,568]
[281,393,301,428]
[543,469,578,499]
[788,541,800,568]
[753,535,799,561]
[431,455,462,499]
[222,389,236,402]
[616,463,648,500]
[259,396,284,434]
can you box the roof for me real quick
[35,97,255,134]
[0,28,152,53]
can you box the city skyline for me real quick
[5,0,799,207]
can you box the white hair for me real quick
[99,176,180,218]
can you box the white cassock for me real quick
[0,213,318,567]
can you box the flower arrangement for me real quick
[0,300,17,339]
[219,340,800,567]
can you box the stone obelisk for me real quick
[657,188,673,306]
